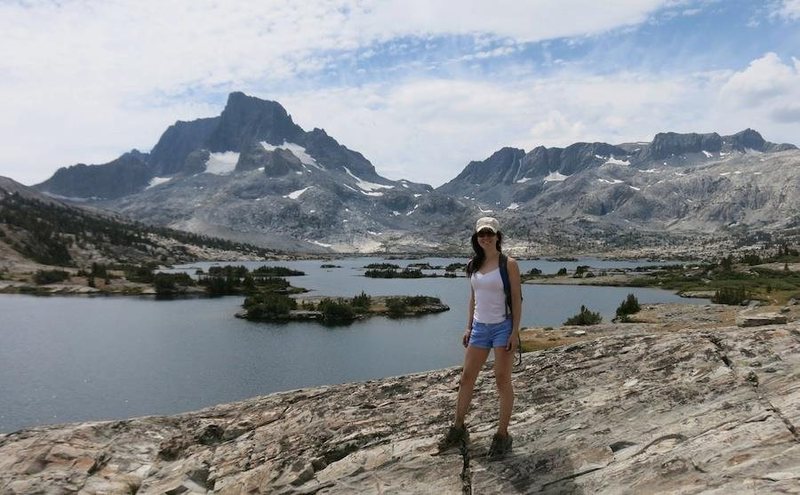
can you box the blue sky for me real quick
[1,0,799,187]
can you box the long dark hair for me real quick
[466,231,503,276]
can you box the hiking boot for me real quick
[488,433,512,460]
[437,425,468,452]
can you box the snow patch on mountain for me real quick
[604,156,630,166]
[515,177,531,184]
[260,141,321,169]
[284,187,311,200]
[205,152,240,175]
[147,177,172,189]
[543,171,570,183]
[343,167,394,193]
[507,203,520,210]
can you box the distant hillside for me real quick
[0,176,274,268]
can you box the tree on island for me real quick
[564,305,603,326]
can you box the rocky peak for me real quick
[725,127,800,153]
[148,117,220,176]
[206,92,305,153]
[442,147,526,188]
[556,142,630,175]
[36,152,152,200]
[726,128,766,151]
[640,132,723,161]
[300,127,379,180]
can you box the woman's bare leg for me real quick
[454,346,490,427]
[493,347,515,436]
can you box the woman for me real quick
[438,216,522,459]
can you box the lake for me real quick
[0,257,704,433]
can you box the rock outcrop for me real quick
[737,312,790,327]
[1,322,799,494]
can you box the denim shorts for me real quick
[469,318,513,349]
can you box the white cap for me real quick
[475,216,500,233]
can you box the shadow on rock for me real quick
[473,447,586,494]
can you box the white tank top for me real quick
[470,268,507,324]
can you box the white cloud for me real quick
[720,52,800,105]
[774,0,800,19]
[717,53,800,130]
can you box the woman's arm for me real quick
[506,257,523,351]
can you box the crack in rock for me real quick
[747,371,800,443]
[460,436,472,495]
[704,334,734,369]
[634,433,688,457]
[539,466,604,490]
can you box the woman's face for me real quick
[476,228,497,251]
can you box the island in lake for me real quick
[238,292,449,324]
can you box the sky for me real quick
[1,0,799,187]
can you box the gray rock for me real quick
[1,324,799,493]
[35,151,152,200]
[736,312,789,327]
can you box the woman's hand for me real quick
[462,328,471,348]
[506,330,520,352]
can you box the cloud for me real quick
[771,106,800,123]
[720,52,800,106]
[774,0,800,20]
[717,52,800,130]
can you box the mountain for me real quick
[36,92,471,252]
[438,129,797,204]
[438,129,800,239]
[1,176,273,268]
[33,91,800,253]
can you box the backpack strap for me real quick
[498,253,512,318]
